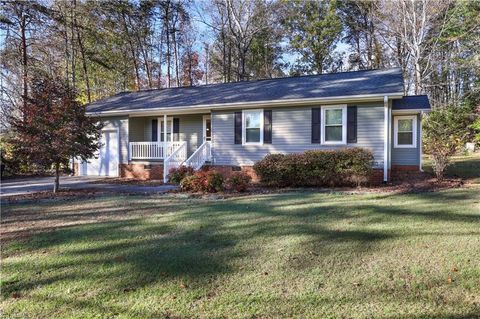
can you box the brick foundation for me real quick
[207,165,261,183]
[120,164,164,180]
[79,163,422,184]
[390,165,422,181]
[391,165,420,171]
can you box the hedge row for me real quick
[253,148,374,187]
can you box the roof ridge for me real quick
[115,67,403,95]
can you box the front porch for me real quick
[127,113,212,181]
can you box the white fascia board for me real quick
[86,92,404,117]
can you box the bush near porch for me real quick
[253,148,374,187]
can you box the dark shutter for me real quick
[347,106,357,143]
[234,112,242,144]
[311,108,320,143]
[151,119,158,142]
[173,118,180,142]
[264,110,272,144]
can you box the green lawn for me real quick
[2,186,480,318]
[423,152,480,183]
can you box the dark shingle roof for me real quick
[392,95,431,110]
[87,68,404,113]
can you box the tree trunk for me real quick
[20,10,28,114]
[73,0,91,102]
[53,162,60,193]
[172,29,180,87]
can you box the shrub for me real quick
[423,105,477,180]
[224,172,252,192]
[180,174,202,192]
[253,148,374,187]
[179,168,225,192]
[169,166,195,184]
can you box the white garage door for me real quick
[82,130,119,177]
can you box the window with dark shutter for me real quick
[347,106,357,143]
[234,112,242,144]
[151,119,158,142]
[311,108,320,143]
[264,110,272,144]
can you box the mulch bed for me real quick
[90,178,164,186]
[171,172,468,199]
[1,188,112,204]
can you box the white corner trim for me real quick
[242,109,264,145]
[393,115,417,148]
[321,104,347,145]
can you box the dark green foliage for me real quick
[253,148,374,187]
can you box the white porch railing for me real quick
[163,141,188,183]
[183,141,212,170]
[129,141,183,160]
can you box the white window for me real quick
[321,105,347,145]
[394,115,417,148]
[242,109,263,145]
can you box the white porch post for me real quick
[163,114,167,156]
[383,96,390,182]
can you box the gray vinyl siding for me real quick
[101,116,129,164]
[212,104,385,167]
[135,114,206,157]
[128,117,146,142]
[391,114,421,166]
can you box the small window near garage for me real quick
[243,109,263,144]
[394,115,417,148]
[321,105,347,144]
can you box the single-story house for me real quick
[81,68,431,183]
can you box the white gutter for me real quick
[86,92,404,117]
[383,95,390,182]
[392,109,431,114]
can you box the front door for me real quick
[159,117,173,142]
[203,115,211,142]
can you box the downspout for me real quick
[163,114,168,183]
[383,96,389,182]
[419,111,424,172]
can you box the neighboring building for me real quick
[81,68,430,183]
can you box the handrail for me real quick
[184,141,212,170]
[163,141,187,183]
[129,141,182,160]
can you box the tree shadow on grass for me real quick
[2,189,479,316]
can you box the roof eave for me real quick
[87,92,405,117]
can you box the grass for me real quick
[2,185,480,318]
[423,152,480,183]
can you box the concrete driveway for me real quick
[0,176,177,197]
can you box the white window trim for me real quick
[394,115,417,148]
[242,109,264,145]
[203,115,212,142]
[321,105,347,145]
[157,116,173,142]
